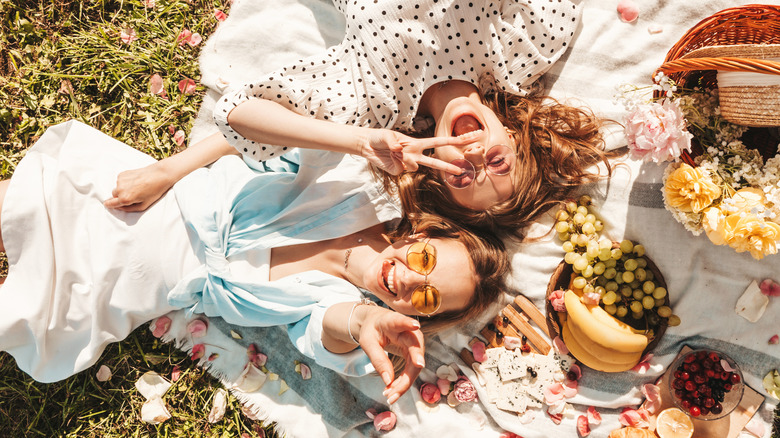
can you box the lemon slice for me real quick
[656,407,694,438]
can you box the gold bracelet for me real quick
[347,298,377,345]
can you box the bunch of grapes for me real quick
[555,196,681,333]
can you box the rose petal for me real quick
[135,371,172,400]
[252,352,267,368]
[582,292,601,305]
[171,365,181,382]
[760,278,780,297]
[562,379,578,398]
[547,409,563,425]
[187,319,208,338]
[96,365,112,382]
[436,378,451,395]
[214,9,227,21]
[641,383,662,414]
[208,353,219,361]
[234,363,267,393]
[177,29,192,46]
[569,364,582,380]
[619,408,649,428]
[120,27,138,44]
[736,280,769,322]
[177,78,197,95]
[502,336,523,350]
[547,399,567,415]
[617,0,639,23]
[373,411,397,431]
[436,364,458,382]
[207,388,228,423]
[553,336,569,355]
[140,397,171,424]
[187,33,202,47]
[631,353,653,373]
[587,406,602,425]
[770,335,780,345]
[544,382,566,405]
[647,25,663,34]
[299,363,312,380]
[150,316,171,338]
[744,413,767,437]
[577,415,591,437]
[472,340,488,361]
[365,408,377,420]
[190,344,205,361]
[149,73,166,97]
[173,130,186,146]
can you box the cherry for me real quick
[708,352,720,362]
[684,354,696,364]
[700,406,710,416]
[681,399,691,409]
[704,397,715,408]
[689,406,701,417]
[685,381,696,392]
[694,374,707,384]
[705,369,715,378]
[689,362,701,372]
[711,403,723,415]
[724,383,732,391]
[680,371,690,380]
[673,378,684,389]
[729,373,741,384]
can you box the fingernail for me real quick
[382,388,390,397]
[387,394,399,405]
[412,320,421,328]
[416,357,425,367]
[381,371,392,385]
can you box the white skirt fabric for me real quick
[0,121,201,382]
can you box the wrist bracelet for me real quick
[347,298,377,345]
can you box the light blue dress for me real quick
[169,149,402,375]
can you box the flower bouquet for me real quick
[617,75,780,259]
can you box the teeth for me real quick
[387,266,396,294]
[457,129,483,138]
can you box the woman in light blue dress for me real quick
[0,120,508,403]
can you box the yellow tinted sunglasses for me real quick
[407,239,441,315]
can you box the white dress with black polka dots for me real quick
[214,0,582,161]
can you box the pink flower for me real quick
[452,376,478,402]
[587,406,602,425]
[187,319,208,338]
[420,382,441,404]
[617,0,639,23]
[149,73,167,98]
[549,289,566,312]
[641,383,661,414]
[177,78,197,94]
[631,353,653,373]
[247,343,267,367]
[770,335,779,345]
[472,340,487,362]
[760,278,780,297]
[150,316,171,338]
[120,27,138,44]
[436,378,451,396]
[173,130,186,146]
[191,344,206,361]
[582,292,601,306]
[214,9,227,21]
[143,0,156,7]
[624,100,692,163]
[373,411,396,431]
[577,415,591,437]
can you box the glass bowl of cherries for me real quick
[668,349,744,420]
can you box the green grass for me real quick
[0,0,276,435]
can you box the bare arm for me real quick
[104,132,238,211]
[322,302,425,404]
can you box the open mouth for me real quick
[382,261,397,296]
[451,114,483,137]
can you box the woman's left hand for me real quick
[359,129,478,176]
[358,306,425,404]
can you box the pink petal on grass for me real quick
[760,278,780,297]
[587,406,602,425]
[187,319,208,338]
[120,27,138,44]
[149,73,165,96]
[472,340,487,361]
[187,33,202,47]
[214,9,227,21]
[770,335,779,345]
[191,344,205,361]
[373,411,396,431]
[617,0,639,23]
[143,0,156,7]
[150,316,171,338]
[577,415,591,437]
[173,130,185,146]
[177,78,197,94]
[96,365,112,382]
[171,365,181,382]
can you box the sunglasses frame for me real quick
[407,239,442,315]
[443,144,517,190]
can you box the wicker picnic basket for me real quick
[653,4,780,164]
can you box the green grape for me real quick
[602,291,618,305]
[564,251,578,265]
[642,281,656,294]
[632,310,644,320]
[616,305,628,318]
[618,240,633,254]
[629,279,641,289]
[654,298,665,307]
[598,239,612,250]
[556,209,570,222]
[577,234,590,247]
[646,271,654,281]
[605,281,619,292]
[558,232,570,242]
[636,257,648,269]
[585,213,597,224]
[576,205,589,217]
[573,255,589,271]
[593,262,606,275]
[568,222,576,233]
[623,258,638,271]
[633,244,646,257]
[573,212,586,225]
[569,234,579,246]
[652,287,667,299]
[603,267,617,279]
[657,305,673,318]
[642,296,655,310]
[629,300,643,313]
[562,241,575,253]
[620,285,633,297]
[614,274,625,285]
[583,284,595,295]
[605,259,617,268]
[595,286,606,297]
[622,271,635,283]
[581,222,596,235]
[555,221,570,233]
[572,276,588,290]
[611,249,623,260]
[586,241,599,257]
[647,312,660,327]
[604,304,617,315]
[594,220,604,232]
[598,248,612,261]
[667,314,681,326]
[566,201,578,213]
[581,264,594,278]
[634,268,647,282]
[578,194,592,206]
[632,289,644,301]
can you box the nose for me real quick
[463,143,486,164]
[398,264,427,294]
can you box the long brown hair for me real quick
[385,89,615,240]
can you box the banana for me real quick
[561,316,641,372]
[563,313,645,364]
[587,303,646,335]
[563,290,648,353]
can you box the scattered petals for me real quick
[242,404,262,421]
[721,359,737,373]
[177,78,197,94]
[190,344,205,361]
[135,371,172,400]
[549,289,566,312]
[187,33,202,47]
[744,414,767,437]
[364,408,377,420]
[647,24,663,34]
[208,353,219,361]
[299,363,312,380]
[373,411,397,431]
[446,391,461,407]
[96,365,112,382]
[230,330,243,339]
[207,388,228,423]
[547,409,563,425]
[420,382,441,404]
[472,340,487,361]
[167,125,176,136]
[149,73,167,98]
[171,365,181,382]
[502,336,522,350]
[177,29,202,47]
[58,79,74,95]
[120,27,138,44]
[562,379,578,398]
[617,0,639,23]
[736,280,769,322]
[544,382,566,405]
[631,353,653,373]
[247,344,268,367]
[234,363,267,393]
[173,130,186,146]
[619,407,650,428]
[770,335,780,345]
[568,363,582,380]
[150,316,171,338]
[587,406,602,425]
[641,384,661,414]
[214,9,227,21]
[141,397,171,424]
[577,415,591,437]
[762,369,780,399]
[436,378,451,395]
[436,364,458,382]
[187,318,208,338]
[582,292,601,305]
[553,336,569,355]
[760,278,780,297]
[143,0,156,8]
[278,379,289,396]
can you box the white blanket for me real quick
[179,0,780,437]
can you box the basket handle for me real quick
[656,57,780,76]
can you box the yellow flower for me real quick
[723,213,780,260]
[729,187,766,215]
[701,207,727,245]
[664,163,721,213]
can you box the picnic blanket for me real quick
[163,0,780,436]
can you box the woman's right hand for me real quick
[103,162,175,212]
[359,129,478,176]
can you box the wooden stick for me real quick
[514,295,550,337]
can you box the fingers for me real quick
[360,335,395,387]
[422,131,481,148]
[415,154,462,175]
